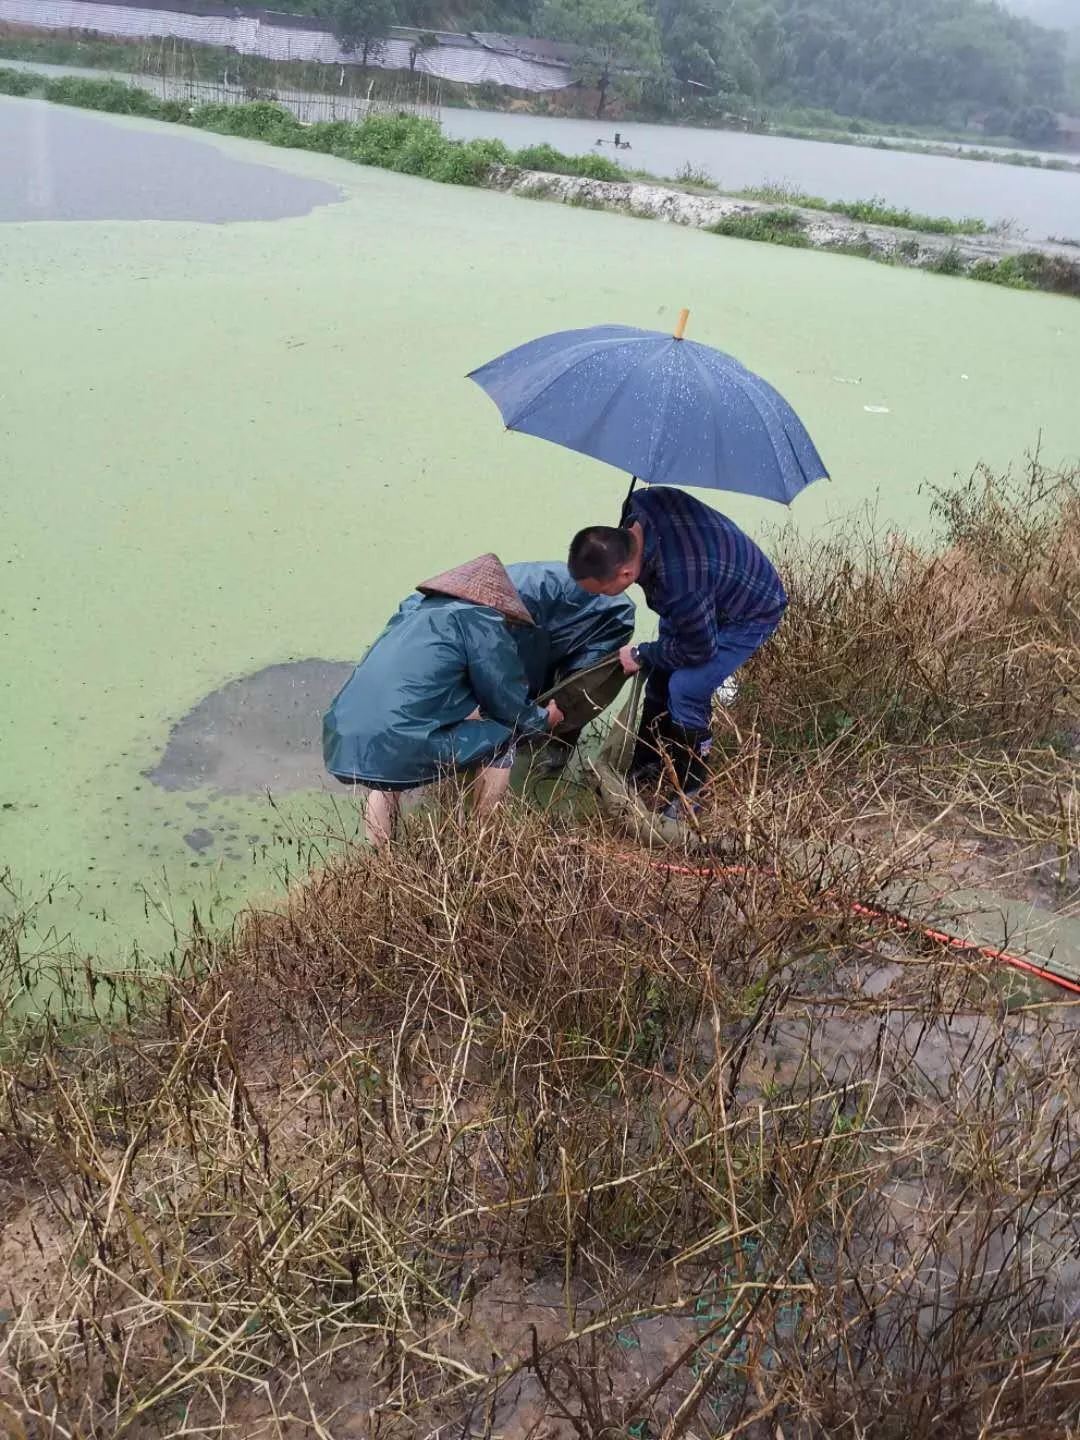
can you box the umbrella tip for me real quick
[674,308,690,341]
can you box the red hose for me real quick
[604,851,1080,997]
[848,899,1080,996]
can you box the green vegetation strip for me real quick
[705,207,1080,293]
[2,68,1077,297]
[736,182,987,236]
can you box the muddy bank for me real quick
[489,165,1080,281]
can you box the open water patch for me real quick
[147,659,352,796]
[0,97,341,222]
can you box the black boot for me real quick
[628,693,668,785]
[660,724,711,820]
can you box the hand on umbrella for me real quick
[618,645,641,675]
[546,700,566,730]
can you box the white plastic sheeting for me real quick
[0,0,576,89]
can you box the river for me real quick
[2,96,1079,967]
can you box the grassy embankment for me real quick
[4,67,1080,295]
[1,461,1078,1436]
[735,179,988,234]
[639,165,988,235]
[703,204,1080,292]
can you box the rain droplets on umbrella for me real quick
[468,310,828,508]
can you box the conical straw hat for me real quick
[417,553,535,627]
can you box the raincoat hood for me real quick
[506,561,634,693]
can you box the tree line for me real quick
[313,0,1078,136]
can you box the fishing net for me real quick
[536,662,692,847]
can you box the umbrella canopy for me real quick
[468,322,828,505]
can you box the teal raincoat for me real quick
[323,563,635,789]
[397,562,635,691]
[323,594,548,789]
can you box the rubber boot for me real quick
[660,724,711,820]
[628,693,668,786]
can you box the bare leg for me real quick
[365,789,400,848]
[471,764,512,818]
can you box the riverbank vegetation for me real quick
[0,67,621,179]
[736,181,988,235]
[637,167,993,235]
[703,205,1080,294]
[575,164,991,238]
[1,461,1078,1436]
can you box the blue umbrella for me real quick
[468,314,828,505]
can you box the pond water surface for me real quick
[2,98,1079,961]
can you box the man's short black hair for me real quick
[567,526,634,582]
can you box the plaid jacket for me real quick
[629,487,787,672]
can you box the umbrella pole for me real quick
[619,474,638,524]
[620,310,680,519]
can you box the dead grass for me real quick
[4,808,1080,1438]
[748,457,1078,752]
[726,455,1080,910]
[0,459,1078,1437]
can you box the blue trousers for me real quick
[645,619,779,729]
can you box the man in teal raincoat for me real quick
[505,560,636,702]
[323,555,556,847]
[324,555,634,846]
[394,559,636,770]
